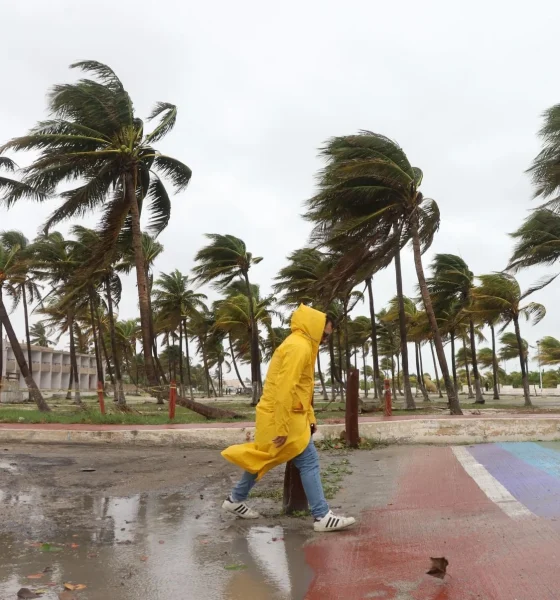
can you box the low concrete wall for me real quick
[1,417,560,448]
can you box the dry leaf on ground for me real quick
[26,574,44,580]
[426,557,449,579]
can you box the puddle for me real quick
[0,489,314,599]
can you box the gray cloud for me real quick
[2,0,559,377]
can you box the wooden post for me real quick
[97,381,106,415]
[283,460,308,515]
[345,368,360,448]
[384,378,392,417]
[169,380,176,420]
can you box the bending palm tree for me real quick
[193,234,263,404]
[0,231,43,379]
[152,270,207,400]
[426,254,485,403]
[30,321,55,347]
[306,132,461,414]
[538,336,560,365]
[0,237,48,411]
[474,273,545,407]
[1,61,192,393]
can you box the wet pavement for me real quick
[3,443,560,599]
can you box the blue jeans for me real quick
[230,439,329,519]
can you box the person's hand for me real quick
[310,423,317,435]
[272,436,287,448]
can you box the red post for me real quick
[384,378,392,417]
[97,381,106,415]
[169,380,176,420]
[345,368,360,448]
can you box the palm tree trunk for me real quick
[337,329,346,403]
[390,354,397,400]
[179,320,185,397]
[0,293,49,411]
[461,336,474,398]
[229,334,245,391]
[68,313,82,406]
[450,332,458,395]
[397,353,402,394]
[362,346,368,398]
[490,324,500,400]
[410,218,462,415]
[329,336,338,401]
[99,322,115,396]
[153,333,168,386]
[416,343,430,401]
[469,319,485,404]
[184,319,194,400]
[66,367,73,401]
[89,292,104,387]
[105,278,125,406]
[419,342,430,401]
[243,272,261,405]
[316,351,328,400]
[394,245,415,409]
[430,340,443,398]
[22,286,33,379]
[126,172,159,392]
[366,277,382,399]
[514,316,532,406]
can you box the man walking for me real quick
[221,304,356,532]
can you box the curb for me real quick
[1,417,560,448]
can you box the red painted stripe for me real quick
[304,446,560,599]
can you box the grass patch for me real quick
[0,406,210,425]
[321,458,352,499]
[249,487,283,502]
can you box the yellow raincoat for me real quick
[221,304,326,480]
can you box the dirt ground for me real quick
[0,443,383,600]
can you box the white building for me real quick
[1,337,97,401]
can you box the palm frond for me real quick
[153,155,192,191]
[145,103,178,144]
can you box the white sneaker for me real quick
[313,510,356,532]
[222,497,260,519]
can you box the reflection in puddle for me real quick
[0,488,313,600]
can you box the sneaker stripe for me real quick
[241,506,248,515]
[334,518,339,528]
[235,505,245,513]
[326,517,333,528]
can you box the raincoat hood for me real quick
[290,304,327,345]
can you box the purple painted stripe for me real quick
[468,444,560,519]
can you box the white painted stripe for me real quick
[452,446,533,520]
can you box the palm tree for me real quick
[538,336,560,365]
[30,322,55,347]
[0,231,43,378]
[193,234,263,403]
[426,254,485,403]
[152,270,207,399]
[1,61,192,393]
[377,308,400,400]
[115,319,140,392]
[68,225,126,404]
[474,273,545,406]
[509,209,560,274]
[31,232,86,405]
[274,247,335,400]
[213,289,276,405]
[0,237,49,411]
[527,104,560,206]
[305,132,461,414]
[383,295,419,408]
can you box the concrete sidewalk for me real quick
[1,413,560,447]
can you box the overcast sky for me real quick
[2,0,559,378]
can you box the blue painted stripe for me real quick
[469,444,560,519]
[498,442,560,480]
